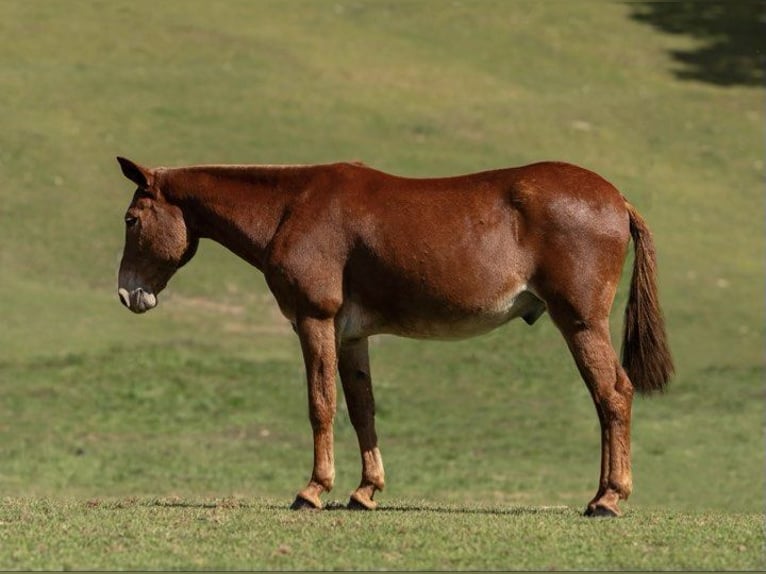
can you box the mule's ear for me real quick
[117,156,154,188]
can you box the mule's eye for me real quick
[125,215,138,227]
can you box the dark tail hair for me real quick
[621,202,674,394]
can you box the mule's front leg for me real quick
[291,316,338,510]
[339,338,385,510]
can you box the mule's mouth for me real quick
[118,287,158,314]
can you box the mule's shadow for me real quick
[106,498,572,516]
[272,500,572,516]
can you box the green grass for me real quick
[0,0,762,570]
[1,498,761,570]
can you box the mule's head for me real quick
[116,157,198,313]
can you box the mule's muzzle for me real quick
[118,287,157,314]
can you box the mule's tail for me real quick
[621,202,674,394]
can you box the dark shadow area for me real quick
[273,500,573,516]
[85,497,257,510]
[92,498,576,516]
[375,503,572,516]
[627,1,765,86]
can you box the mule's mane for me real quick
[167,162,317,180]
[176,163,316,172]
[160,163,345,200]
[161,162,525,192]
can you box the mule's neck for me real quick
[161,164,318,270]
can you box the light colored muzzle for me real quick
[117,287,157,314]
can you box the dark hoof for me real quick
[584,504,620,518]
[347,497,375,511]
[290,495,320,511]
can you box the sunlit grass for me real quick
[0,0,761,570]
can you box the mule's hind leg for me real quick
[553,315,634,516]
[338,338,385,510]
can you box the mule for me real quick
[116,156,673,516]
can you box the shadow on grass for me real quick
[85,497,255,510]
[626,1,765,87]
[283,500,572,516]
[90,497,573,516]
[376,504,571,516]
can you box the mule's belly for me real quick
[336,287,545,342]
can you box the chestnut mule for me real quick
[116,157,673,516]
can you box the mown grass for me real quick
[1,341,760,514]
[0,341,761,569]
[0,0,762,570]
[0,498,761,571]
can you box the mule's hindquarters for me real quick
[524,167,671,515]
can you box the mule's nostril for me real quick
[118,288,130,308]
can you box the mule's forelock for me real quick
[117,156,154,188]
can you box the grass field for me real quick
[1,498,762,570]
[0,0,763,570]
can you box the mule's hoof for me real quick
[347,495,377,511]
[290,495,321,511]
[584,504,620,518]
